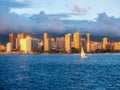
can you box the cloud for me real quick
[0,0,120,37]
[72,5,88,14]
[0,11,120,36]
[0,11,65,34]
[62,13,120,36]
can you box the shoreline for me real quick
[0,52,120,55]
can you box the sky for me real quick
[0,0,120,36]
[10,0,120,20]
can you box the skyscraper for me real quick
[102,37,108,49]
[44,33,50,52]
[16,33,25,50]
[9,33,16,50]
[56,37,65,51]
[50,38,56,50]
[65,33,71,53]
[6,42,12,52]
[86,33,90,52]
[73,32,81,51]
[20,36,32,53]
[31,38,39,51]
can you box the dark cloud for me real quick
[0,11,120,36]
[63,13,120,36]
[0,11,65,34]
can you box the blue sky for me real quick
[0,0,120,36]
[10,0,120,20]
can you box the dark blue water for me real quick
[0,54,120,90]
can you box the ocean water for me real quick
[0,54,120,90]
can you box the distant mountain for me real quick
[0,34,8,45]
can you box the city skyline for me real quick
[0,32,120,54]
[0,0,120,36]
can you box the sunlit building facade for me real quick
[73,32,81,51]
[16,33,25,50]
[65,33,71,53]
[86,33,90,52]
[44,33,50,52]
[20,36,32,53]
[102,37,108,49]
[6,42,12,52]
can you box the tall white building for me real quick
[20,36,39,53]
[20,36,32,53]
[6,42,12,52]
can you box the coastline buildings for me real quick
[56,37,65,51]
[20,36,39,53]
[20,36,32,53]
[65,33,71,53]
[86,33,90,52]
[102,37,108,50]
[1,32,120,54]
[0,44,6,52]
[73,32,81,51]
[6,42,12,52]
[44,33,50,52]
[9,33,16,50]
[50,38,57,50]
[31,38,39,51]
[16,33,25,50]
[113,42,120,51]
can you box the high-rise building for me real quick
[73,32,81,51]
[9,33,16,50]
[118,42,120,50]
[44,33,50,52]
[16,33,25,50]
[86,33,90,52]
[31,38,39,51]
[113,42,118,51]
[91,42,100,52]
[102,37,108,49]
[50,38,56,50]
[20,36,32,53]
[6,42,12,52]
[56,37,65,51]
[38,40,43,51]
[65,33,71,53]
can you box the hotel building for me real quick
[73,32,81,51]
[9,33,16,50]
[65,33,71,53]
[44,33,50,52]
[86,33,91,52]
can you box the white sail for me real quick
[81,47,87,58]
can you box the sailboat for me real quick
[81,46,87,58]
